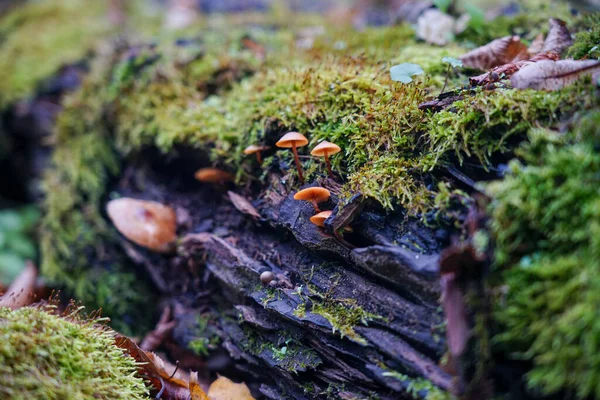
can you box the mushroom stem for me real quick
[324,152,333,178]
[310,199,320,213]
[291,143,304,185]
[255,151,263,165]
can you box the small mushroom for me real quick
[260,271,275,285]
[194,168,234,183]
[276,132,309,185]
[243,144,270,164]
[293,187,330,213]
[107,198,177,253]
[311,141,341,178]
[310,210,332,227]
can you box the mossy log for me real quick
[3,1,600,398]
[111,156,454,399]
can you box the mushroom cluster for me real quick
[242,132,343,232]
[244,131,342,184]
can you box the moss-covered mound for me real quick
[0,306,148,399]
[489,111,600,398]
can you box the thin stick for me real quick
[292,143,304,185]
[440,64,450,95]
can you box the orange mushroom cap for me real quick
[107,198,177,253]
[293,187,331,203]
[194,168,234,183]
[243,144,269,155]
[276,132,308,148]
[311,141,341,157]
[310,210,333,227]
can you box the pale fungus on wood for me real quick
[106,198,177,253]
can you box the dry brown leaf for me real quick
[469,52,560,86]
[115,334,190,399]
[208,376,255,400]
[227,191,261,219]
[511,59,600,90]
[0,261,37,309]
[541,18,573,55]
[190,371,210,400]
[528,33,545,55]
[460,36,528,70]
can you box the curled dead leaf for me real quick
[460,36,528,70]
[511,59,600,90]
[528,33,545,56]
[227,191,261,219]
[541,18,573,56]
[469,52,560,86]
[115,334,190,399]
[208,376,255,400]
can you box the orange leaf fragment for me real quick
[208,376,255,400]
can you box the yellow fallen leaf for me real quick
[208,376,255,400]
[190,371,209,400]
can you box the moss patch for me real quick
[41,49,152,334]
[488,111,600,398]
[0,0,112,106]
[0,306,148,399]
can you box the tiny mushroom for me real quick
[311,141,341,178]
[243,144,270,164]
[194,167,234,184]
[260,271,275,285]
[107,198,177,253]
[310,210,332,227]
[293,187,330,213]
[275,132,308,185]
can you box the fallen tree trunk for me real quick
[114,160,457,399]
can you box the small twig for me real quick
[168,361,180,379]
[155,377,165,399]
[440,64,451,96]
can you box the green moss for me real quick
[488,111,600,398]
[311,299,383,345]
[423,83,596,169]
[0,305,149,399]
[383,370,455,400]
[567,13,600,60]
[40,50,152,334]
[188,314,221,356]
[240,327,321,373]
[0,0,112,106]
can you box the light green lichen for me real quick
[0,305,149,400]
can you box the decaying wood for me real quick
[113,162,455,399]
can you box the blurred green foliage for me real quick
[0,206,39,286]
